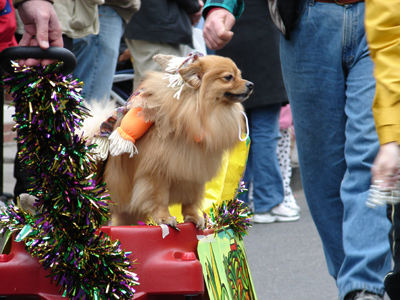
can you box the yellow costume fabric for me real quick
[365,0,400,145]
[169,136,250,222]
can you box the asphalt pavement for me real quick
[243,186,339,300]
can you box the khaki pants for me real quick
[125,39,186,91]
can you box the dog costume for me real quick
[91,52,204,160]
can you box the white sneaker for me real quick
[252,212,276,223]
[283,195,301,212]
[253,203,300,224]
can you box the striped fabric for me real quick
[268,0,286,36]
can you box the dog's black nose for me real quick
[246,81,254,90]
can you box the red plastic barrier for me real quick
[0,223,205,300]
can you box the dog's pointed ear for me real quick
[178,62,203,89]
[153,54,177,72]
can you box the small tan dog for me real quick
[92,54,253,228]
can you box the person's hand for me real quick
[17,0,63,67]
[203,8,235,50]
[189,0,204,26]
[371,142,400,189]
[118,48,131,63]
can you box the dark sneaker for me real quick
[345,290,383,300]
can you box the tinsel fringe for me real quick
[109,130,138,158]
[91,136,110,161]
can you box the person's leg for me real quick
[337,4,391,298]
[280,1,390,299]
[278,129,300,211]
[384,204,400,299]
[125,39,183,91]
[73,5,123,102]
[281,1,347,279]
[242,105,285,213]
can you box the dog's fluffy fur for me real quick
[90,55,253,228]
[78,99,117,140]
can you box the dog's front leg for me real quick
[171,181,205,229]
[151,207,177,228]
[182,203,205,229]
[141,181,177,228]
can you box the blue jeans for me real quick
[242,104,284,213]
[280,1,391,299]
[73,5,123,102]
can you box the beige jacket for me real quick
[15,0,103,39]
[14,0,140,38]
[104,0,141,23]
[55,0,103,39]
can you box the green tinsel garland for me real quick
[204,182,253,239]
[0,62,138,299]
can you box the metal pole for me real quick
[0,69,12,202]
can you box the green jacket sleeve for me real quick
[202,0,244,20]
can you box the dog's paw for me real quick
[155,215,177,228]
[184,214,204,229]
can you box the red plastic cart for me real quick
[0,223,207,300]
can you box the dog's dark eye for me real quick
[224,75,234,81]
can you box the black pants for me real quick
[385,203,400,300]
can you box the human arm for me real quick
[371,142,399,188]
[202,0,244,20]
[13,0,63,66]
[189,1,204,26]
[365,0,400,187]
[201,0,243,50]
